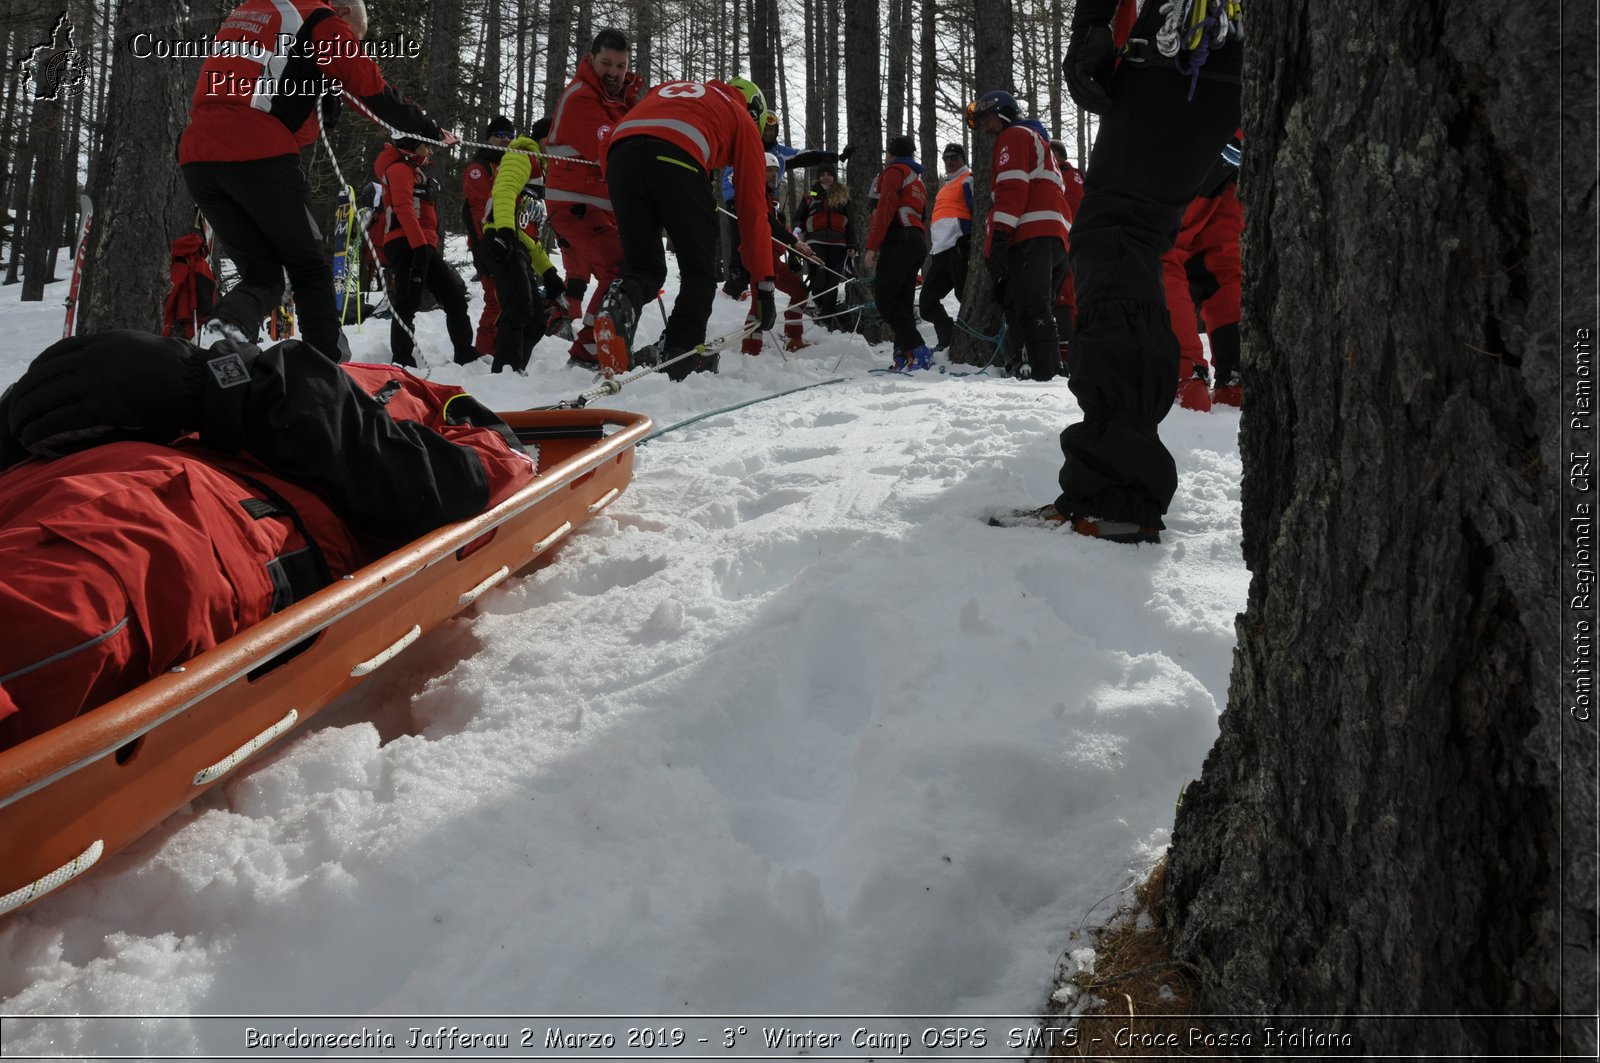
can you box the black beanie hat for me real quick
[483,114,515,139]
[394,135,422,152]
[942,141,965,160]
[887,134,916,157]
[529,115,552,142]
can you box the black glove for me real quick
[483,228,517,262]
[837,144,855,162]
[1063,12,1118,116]
[542,267,564,302]
[408,243,437,288]
[4,330,258,457]
[756,280,777,331]
[987,232,1011,279]
[569,202,587,220]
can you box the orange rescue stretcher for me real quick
[0,407,650,917]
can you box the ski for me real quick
[332,184,360,325]
[61,195,92,339]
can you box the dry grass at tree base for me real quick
[1045,860,1236,1062]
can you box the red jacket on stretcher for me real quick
[0,332,536,752]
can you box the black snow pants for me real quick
[1055,47,1243,529]
[607,136,722,353]
[183,155,342,360]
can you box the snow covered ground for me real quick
[0,250,1248,1059]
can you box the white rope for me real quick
[316,113,432,371]
[1156,0,1192,57]
[0,840,103,916]
[568,317,760,406]
[339,91,601,167]
[192,709,298,786]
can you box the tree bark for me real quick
[632,0,654,85]
[76,0,195,332]
[948,0,1012,366]
[747,0,772,100]
[842,0,880,247]
[544,0,573,107]
[19,95,63,300]
[1164,0,1592,1055]
[885,0,909,137]
[917,0,936,167]
[484,0,502,110]
[823,0,839,149]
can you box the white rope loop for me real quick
[0,840,104,916]
[193,709,299,786]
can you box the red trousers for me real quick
[1162,180,1243,380]
[741,255,809,354]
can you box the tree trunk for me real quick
[884,0,909,137]
[485,0,502,110]
[1164,1,1591,1056]
[917,0,936,167]
[1048,0,1062,135]
[574,0,591,57]
[19,95,62,300]
[5,112,35,285]
[948,0,1012,366]
[842,0,880,248]
[824,0,839,149]
[77,0,195,332]
[544,0,573,107]
[803,0,819,148]
[513,0,528,129]
[633,0,654,85]
[748,0,772,100]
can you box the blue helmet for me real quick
[967,89,1020,129]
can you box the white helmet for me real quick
[764,153,779,170]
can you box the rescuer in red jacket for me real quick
[970,91,1072,382]
[376,137,478,367]
[593,77,778,380]
[543,28,644,366]
[0,331,536,753]
[864,134,931,371]
[178,0,453,362]
[1167,141,1244,411]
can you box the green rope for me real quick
[638,377,851,445]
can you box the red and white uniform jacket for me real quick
[866,160,928,250]
[178,0,439,164]
[0,347,535,753]
[544,54,643,214]
[985,121,1071,253]
[376,143,439,250]
[602,80,774,283]
[461,147,503,243]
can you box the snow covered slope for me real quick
[0,258,1246,1057]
